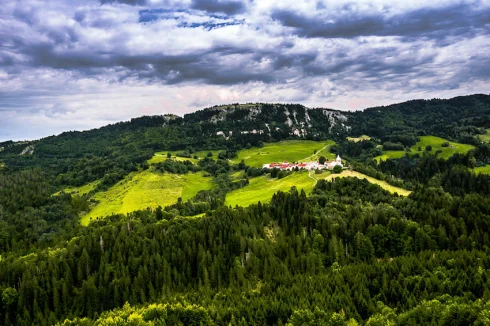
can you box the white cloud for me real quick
[0,0,489,140]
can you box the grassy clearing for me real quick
[148,150,221,165]
[310,170,331,181]
[54,179,101,196]
[231,140,336,167]
[81,170,212,225]
[326,170,412,196]
[474,166,490,175]
[187,213,206,219]
[231,171,245,179]
[225,171,316,207]
[347,135,371,142]
[375,151,407,162]
[375,136,474,162]
[412,136,474,159]
[478,129,490,143]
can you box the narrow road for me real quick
[300,144,329,162]
[308,170,318,186]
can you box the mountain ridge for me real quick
[4,93,490,146]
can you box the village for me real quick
[262,155,344,171]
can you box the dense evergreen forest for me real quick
[1,94,490,325]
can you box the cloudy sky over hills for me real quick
[1,0,490,140]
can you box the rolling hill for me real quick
[2,94,490,325]
[80,170,212,225]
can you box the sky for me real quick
[1,0,490,141]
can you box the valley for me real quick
[72,139,413,221]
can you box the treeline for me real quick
[2,94,489,189]
[0,170,85,254]
[58,295,490,325]
[348,94,490,145]
[370,145,490,196]
[2,177,490,324]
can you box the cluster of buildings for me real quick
[262,155,344,171]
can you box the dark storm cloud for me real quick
[2,0,490,141]
[190,0,248,15]
[272,2,490,40]
[100,0,148,5]
[99,0,248,15]
[5,0,490,90]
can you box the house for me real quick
[261,155,343,171]
[326,155,343,169]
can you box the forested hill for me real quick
[0,94,488,185]
[348,94,490,144]
[2,94,490,325]
[4,95,490,158]
[182,94,490,143]
[1,94,488,151]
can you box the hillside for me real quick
[2,94,490,325]
[375,136,475,162]
[2,94,489,175]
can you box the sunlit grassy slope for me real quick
[326,170,412,196]
[375,136,474,162]
[81,170,212,225]
[225,171,317,207]
[375,151,407,162]
[474,165,490,175]
[55,179,101,196]
[231,140,336,167]
[347,135,371,142]
[226,169,411,208]
[478,129,490,143]
[148,150,222,164]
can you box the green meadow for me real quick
[231,140,336,167]
[81,170,212,225]
[55,179,101,196]
[375,151,407,162]
[375,136,474,162]
[148,150,221,165]
[474,165,490,175]
[347,135,371,142]
[225,171,317,207]
[326,170,412,196]
[478,129,490,143]
[226,169,411,208]
[413,136,474,159]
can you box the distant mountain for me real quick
[1,94,489,173]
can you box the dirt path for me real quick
[300,144,329,162]
[308,170,318,186]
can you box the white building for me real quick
[262,155,344,171]
[326,155,343,169]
